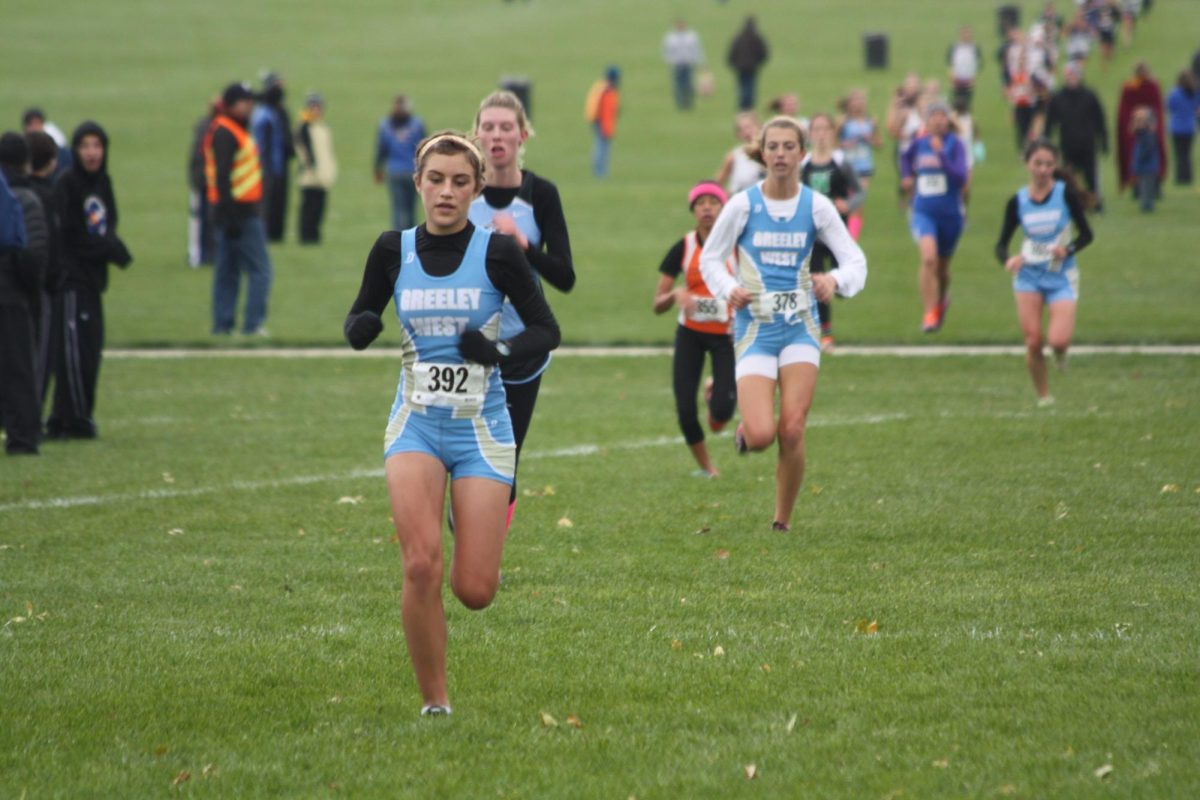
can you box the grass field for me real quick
[2,352,1199,797]
[3,0,1200,797]
[2,0,1198,346]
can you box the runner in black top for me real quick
[468,90,575,529]
[800,112,864,352]
[994,139,1093,406]
[343,132,559,717]
[652,180,737,477]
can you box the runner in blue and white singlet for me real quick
[995,139,1093,405]
[699,116,866,533]
[342,132,560,718]
[470,90,575,529]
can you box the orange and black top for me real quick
[203,113,263,209]
[658,230,736,335]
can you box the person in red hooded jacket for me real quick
[1116,62,1167,192]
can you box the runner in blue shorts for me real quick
[996,139,1094,405]
[700,116,867,532]
[900,101,969,332]
[343,132,560,717]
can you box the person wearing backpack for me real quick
[0,133,49,455]
[46,121,132,440]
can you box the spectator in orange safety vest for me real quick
[204,81,273,337]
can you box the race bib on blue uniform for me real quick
[411,362,486,408]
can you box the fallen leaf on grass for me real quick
[786,713,798,733]
[1160,484,1179,494]
[329,694,342,704]
[1054,502,1069,520]
[167,528,184,536]
[809,485,823,496]
[670,639,682,650]
[539,711,558,728]
[1094,763,1114,780]
[932,758,950,769]
[228,585,242,592]
[162,472,175,484]
[854,618,879,635]
[153,744,169,756]
[522,485,557,497]
[760,663,771,673]
[557,517,573,528]
[692,526,711,535]
[713,645,725,657]
[201,763,217,779]
[336,496,364,505]
[998,784,1017,796]
[715,549,730,560]
[566,714,583,729]
[172,770,190,786]
[744,764,758,780]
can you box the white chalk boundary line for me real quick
[103,344,1200,360]
[0,413,912,514]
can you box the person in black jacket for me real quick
[187,97,219,267]
[1045,61,1109,210]
[0,133,49,454]
[45,121,132,440]
[24,131,61,410]
[727,16,769,112]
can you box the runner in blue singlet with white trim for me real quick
[343,132,560,717]
[468,90,575,530]
[995,138,1094,406]
[700,116,867,532]
[900,100,969,333]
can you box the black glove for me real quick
[344,310,383,350]
[109,237,133,268]
[458,329,502,365]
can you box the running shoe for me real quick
[1037,395,1056,408]
[921,309,942,333]
[734,423,748,455]
[771,521,790,533]
[820,334,836,353]
[421,704,452,717]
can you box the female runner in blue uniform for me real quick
[995,139,1094,405]
[899,101,969,333]
[343,132,560,716]
[700,117,867,532]
[468,90,575,529]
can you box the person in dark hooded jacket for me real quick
[46,120,132,440]
[25,130,61,406]
[0,132,49,454]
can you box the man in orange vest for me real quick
[205,82,273,336]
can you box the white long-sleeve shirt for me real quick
[699,185,867,301]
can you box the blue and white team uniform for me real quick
[1012,180,1079,303]
[467,177,548,385]
[838,117,877,178]
[900,132,969,257]
[699,182,867,380]
[384,226,516,483]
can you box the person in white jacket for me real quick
[295,93,338,244]
[700,115,866,532]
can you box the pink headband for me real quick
[688,181,728,208]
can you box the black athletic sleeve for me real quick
[657,238,686,278]
[994,195,1021,265]
[345,231,400,320]
[529,177,576,293]
[1063,185,1094,255]
[486,235,561,362]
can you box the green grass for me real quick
[2,0,1198,346]
[2,0,1199,796]
[2,353,1198,797]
